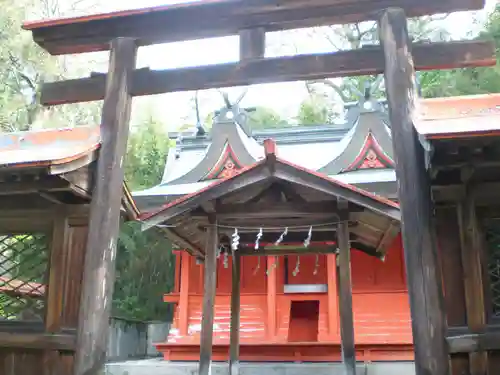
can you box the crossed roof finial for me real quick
[214,88,253,135]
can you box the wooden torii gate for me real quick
[20,1,496,375]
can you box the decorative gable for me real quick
[203,143,243,180]
[342,133,394,172]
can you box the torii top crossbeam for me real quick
[24,0,484,55]
[21,0,494,108]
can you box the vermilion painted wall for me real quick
[159,235,413,362]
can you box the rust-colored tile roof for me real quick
[419,93,500,139]
[420,93,500,120]
[23,1,225,30]
[0,125,139,220]
[0,126,100,168]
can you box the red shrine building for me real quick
[133,93,500,363]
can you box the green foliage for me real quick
[420,5,500,98]
[113,114,176,321]
[0,1,48,131]
[247,106,289,129]
[125,118,170,191]
[0,0,101,132]
[114,222,175,321]
[5,234,49,284]
[296,94,334,125]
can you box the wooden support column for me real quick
[326,253,339,338]
[229,253,241,375]
[174,250,182,292]
[199,219,219,375]
[46,212,69,333]
[74,37,137,375]
[337,220,356,375]
[435,206,469,375]
[267,256,277,339]
[379,8,449,375]
[458,190,488,374]
[44,211,69,375]
[179,253,191,336]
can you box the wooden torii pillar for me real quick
[379,8,449,375]
[74,38,137,375]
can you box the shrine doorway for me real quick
[288,300,320,342]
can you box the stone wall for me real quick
[107,317,170,362]
[105,360,417,375]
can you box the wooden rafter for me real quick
[41,40,495,105]
[204,201,356,219]
[0,332,76,351]
[207,216,341,228]
[23,0,484,55]
[238,246,337,256]
[273,162,400,221]
[279,181,306,203]
[0,177,70,195]
[375,220,399,254]
[161,227,205,259]
[232,231,357,243]
[141,166,269,229]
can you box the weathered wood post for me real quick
[378,8,449,375]
[74,37,137,375]
[458,189,489,374]
[199,218,219,375]
[337,219,356,375]
[434,205,469,374]
[229,253,241,375]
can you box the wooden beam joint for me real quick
[239,28,265,60]
[448,330,500,354]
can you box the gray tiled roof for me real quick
[133,99,397,211]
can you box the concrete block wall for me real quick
[105,360,416,375]
[107,318,170,362]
